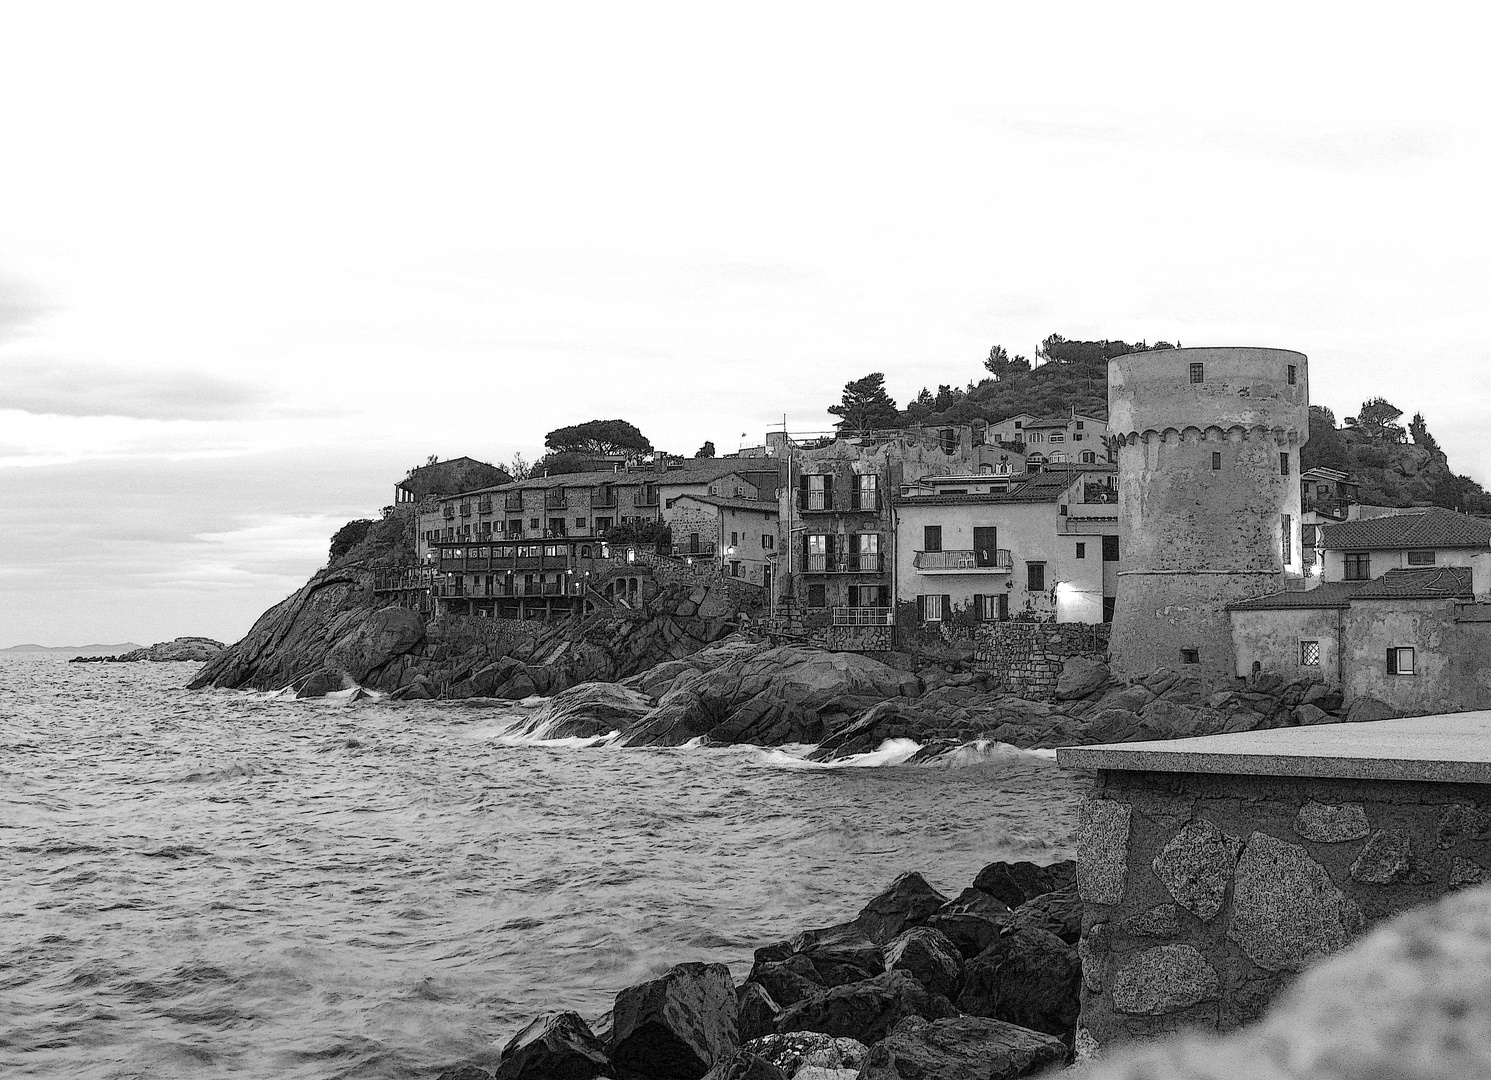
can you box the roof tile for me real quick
[1322,508,1491,551]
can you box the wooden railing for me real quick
[913,549,1012,570]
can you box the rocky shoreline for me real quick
[68,636,225,664]
[438,860,1080,1080]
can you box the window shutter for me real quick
[943,594,952,618]
[878,585,890,607]
[848,532,860,554]
[799,476,809,507]
[802,535,810,563]
[850,481,861,511]
[917,595,925,622]
[823,475,834,510]
[1387,648,1398,675]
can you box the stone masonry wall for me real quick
[974,621,1110,699]
[1075,769,1491,1054]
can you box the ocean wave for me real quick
[751,738,926,770]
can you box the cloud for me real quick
[0,271,54,342]
[1232,127,1455,171]
[0,359,277,421]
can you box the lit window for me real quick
[1301,641,1321,666]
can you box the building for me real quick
[1229,558,1491,715]
[1108,346,1310,680]
[666,494,779,588]
[395,457,511,505]
[1319,507,1491,584]
[894,467,1120,627]
[979,411,1111,471]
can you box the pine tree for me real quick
[828,373,900,433]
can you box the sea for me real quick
[0,654,1085,1080]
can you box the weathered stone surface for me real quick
[435,1068,493,1080]
[735,982,781,1043]
[1350,829,1429,885]
[1122,903,1182,937]
[957,927,1080,1038]
[742,1032,866,1076]
[855,871,950,945]
[788,923,884,986]
[699,1051,788,1080]
[859,1015,1066,1080]
[1228,832,1362,971]
[747,956,823,1007]
[1451,858,1488,888]
[1437,803,1491,848]
[1077,799,1132,905]
[1110,945,1221,1016]
[1005,888,1082,945]
[882,926,963,1000]
[1345,696,1398,724]
[608,962,738,1079]
[1078,921,1110,992]
[1292,703,1333,726]
[924,912,1007,960]
[773,970,956,1045]
[495,1011,611,1080]
[1293,800,1370,843]
[972,860,1074,909]
[1150,820,1237,921]
[1056,657,1110,700]
[530,681,654,738]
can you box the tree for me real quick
[828,373,900,433]
[695,441,716,458]
[1302,405,1350,472]
[329,519,373,561]
[1409,412,1442,456]
[933,383,965,411]
[1356,397,1405,442]
[531,451,596,476]
[544,419,653,457]
[984,344,1031,380]
[507,452,532,481]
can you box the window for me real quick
[806,584,827,608]
[1029,433,1043,443]
[763,534,774,549]
[924,525,942,553]
[1103,596,1115,623]
[1280,452,1290,476]
[1212,451,1222,471]
[854,474,879,511]
[1076,542,1086,559]
[1301,641,1321,667]
[1050,433,1065,443]
[1027,561,1046,592]
[806,533,830,571]
[1288,364,1297,385]
[1180,648,1200,664]
[1074,433,1083,441]
[1387,647,1415,675]
[1076,421,1085,430]
[1013,420,1022,429]
[974,593,1009,621]
[731,561,742,578]
[805,474,832,510]
[730,531,738,547]
[1189,363,1204,384]
[575,517,586,529]
[530,518,540,530]
[1345,551,1371,581]
[1407,550,1436,566]
[921,594,944,622]
[1282,513,1292,565]
[595,517,612,533]
[1081,451,1096,463]
[1102,534,1120,562]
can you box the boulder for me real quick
[957,928,1081,1039]
[882,926,963,999]
[859,1015,1066,1080]
[1055,658,1110,700]
[296,670,342,698]
[938,887,1010,917]
[972,860,1075,910]
[608,962,738,1079]
[924,913,1007,961]
[774,970,957,1044]
[748,957,824,1007]
[743,1033,868,1076]
[531,682,654,738]
[435,1068,493,1080]
[1293,703,1334,726]
[787,924,885,985]
[1005,888,1082,945]
[1346,696,1399,724]
[735,982,781,1043]
[323,605,426,681]
[494,1011,612,1080]
[1300,682,1344,712]
[855,872,950,945]
[699,1052,788,1080]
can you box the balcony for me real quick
[637,488,660,507]
[459,503,472,517]
[478,497,493,513]
[672,542,718,558]
[804,553,883,573]
[800,492,833,512]
[832,606,894,626]
[592,488,618,508]
[504,495,523,511]
[914,549,1013,572]
[544,491,568,509]
[1304,495,1351,520]
[442,506,455,519]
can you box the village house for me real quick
[665,493,780,588]
[893,466,1120,628]
[981,410,1111,471]
[395,456,510,505]
[1318,507,1491,584]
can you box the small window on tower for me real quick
[1212,451,1222,470]
[1179,648,1200,664]
[1301,641,1321,667]
[1189,363,1204,384]
[1280,452,1290,476]
[1288,364,1297,385]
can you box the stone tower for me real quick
[1109,347,1309,680]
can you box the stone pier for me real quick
[1056,712,1491,1054]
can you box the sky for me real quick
[3,3,1490,647]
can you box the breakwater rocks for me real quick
[511,638,1354,757]
[438,863,1078,1080]
[187,565,746,697]
[68,636,225,663]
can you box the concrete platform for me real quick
[1056,710,1491,783]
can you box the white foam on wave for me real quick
[751,737,925,770]
[919,738,1057,767]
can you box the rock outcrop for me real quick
[69,636,226,664]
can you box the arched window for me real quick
[1081,450,1096,464]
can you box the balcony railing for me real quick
[1304,496,1351,520]
[671,542,718,557]
[804,553,883,573]
[442,506,455,519]
[459,503,472,516]
[478,497,493,513]
[637,490,660,507]
[592,488,618,508]
[913,549,1013,571]
[832,606,894,626]
[801,492,833,511]
[504,495,523,511]
[544,491,568,509]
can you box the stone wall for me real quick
[974,621,1110,699]
[1075,769,1491,1053]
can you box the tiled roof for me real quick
[1353,566,1474,600]
[1227,583,1363,611]
[670,494,779,514]
[1322,508,1491,551]
[1024,418,1072,430]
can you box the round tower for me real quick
[1109,347,1309,681]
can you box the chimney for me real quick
[1473,552,1491,603]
